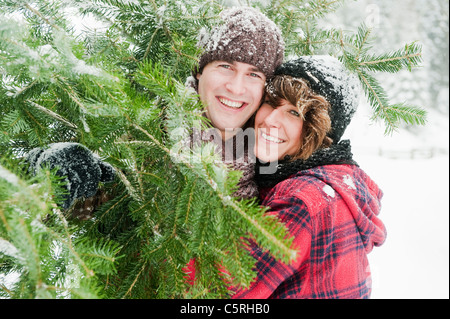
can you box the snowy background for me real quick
[333,0,449,299]
[344,106,449,299]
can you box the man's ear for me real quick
[195,72,201,80]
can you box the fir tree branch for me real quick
[306,0,343,19]
[116,169,141,202]
[132,123,171,155]
[284,9,295,36]
[13,80,38,97]
[24,3,61,31]
[52,209,95,278]
[143,28,159,61]
[355,68,396,131]
[88,193,130,233]
[149,0,175,50]
[122,262,146,299]
[171,45,199,63]
[0,280,12,297]
[26,99,78,130]
[354,24,372,60]
[221,195,298,263]
[18,216,43,284]
[359,53,422,67]
[132,123,296,263]
[359,42,423,73]
[384,103,427,125]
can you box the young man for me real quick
[192,6,284,141]
[188,7,285,198]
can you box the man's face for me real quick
[196,61,266,139]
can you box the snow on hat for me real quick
[274,56,360,143]
[196,7,285,78]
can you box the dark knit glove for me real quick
[26,142,115,210]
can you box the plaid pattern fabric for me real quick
[232,164,387,299]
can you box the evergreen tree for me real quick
[1,0,426,298]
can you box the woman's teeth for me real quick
[219,97,244,108]
[261,131,284,143]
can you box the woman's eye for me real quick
[289,110,300,117]
[249,72,261,78]
[219,64,232,69]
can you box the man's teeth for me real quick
[261,131,284,143]
[219,97,244,108]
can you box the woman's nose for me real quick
[264,108,282,128]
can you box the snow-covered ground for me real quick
[344,106,449,299]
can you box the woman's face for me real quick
[254,99,304,162]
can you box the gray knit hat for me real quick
[274,56,361,143]
[195,7,284,78]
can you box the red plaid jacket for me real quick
[231,164,387,299]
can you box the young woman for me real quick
[232,56,387,299]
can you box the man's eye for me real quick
[219,64,232,69]
[250,72,261,78]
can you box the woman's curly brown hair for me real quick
[265,75,332,160]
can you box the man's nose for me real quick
[225,73,246,96]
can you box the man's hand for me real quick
[26,142,115,210]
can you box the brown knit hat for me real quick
[194,7,284,80]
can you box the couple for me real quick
[28,7,386,298]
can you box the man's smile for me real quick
[218,96,246,109]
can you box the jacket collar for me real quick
[255,140,358,189]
